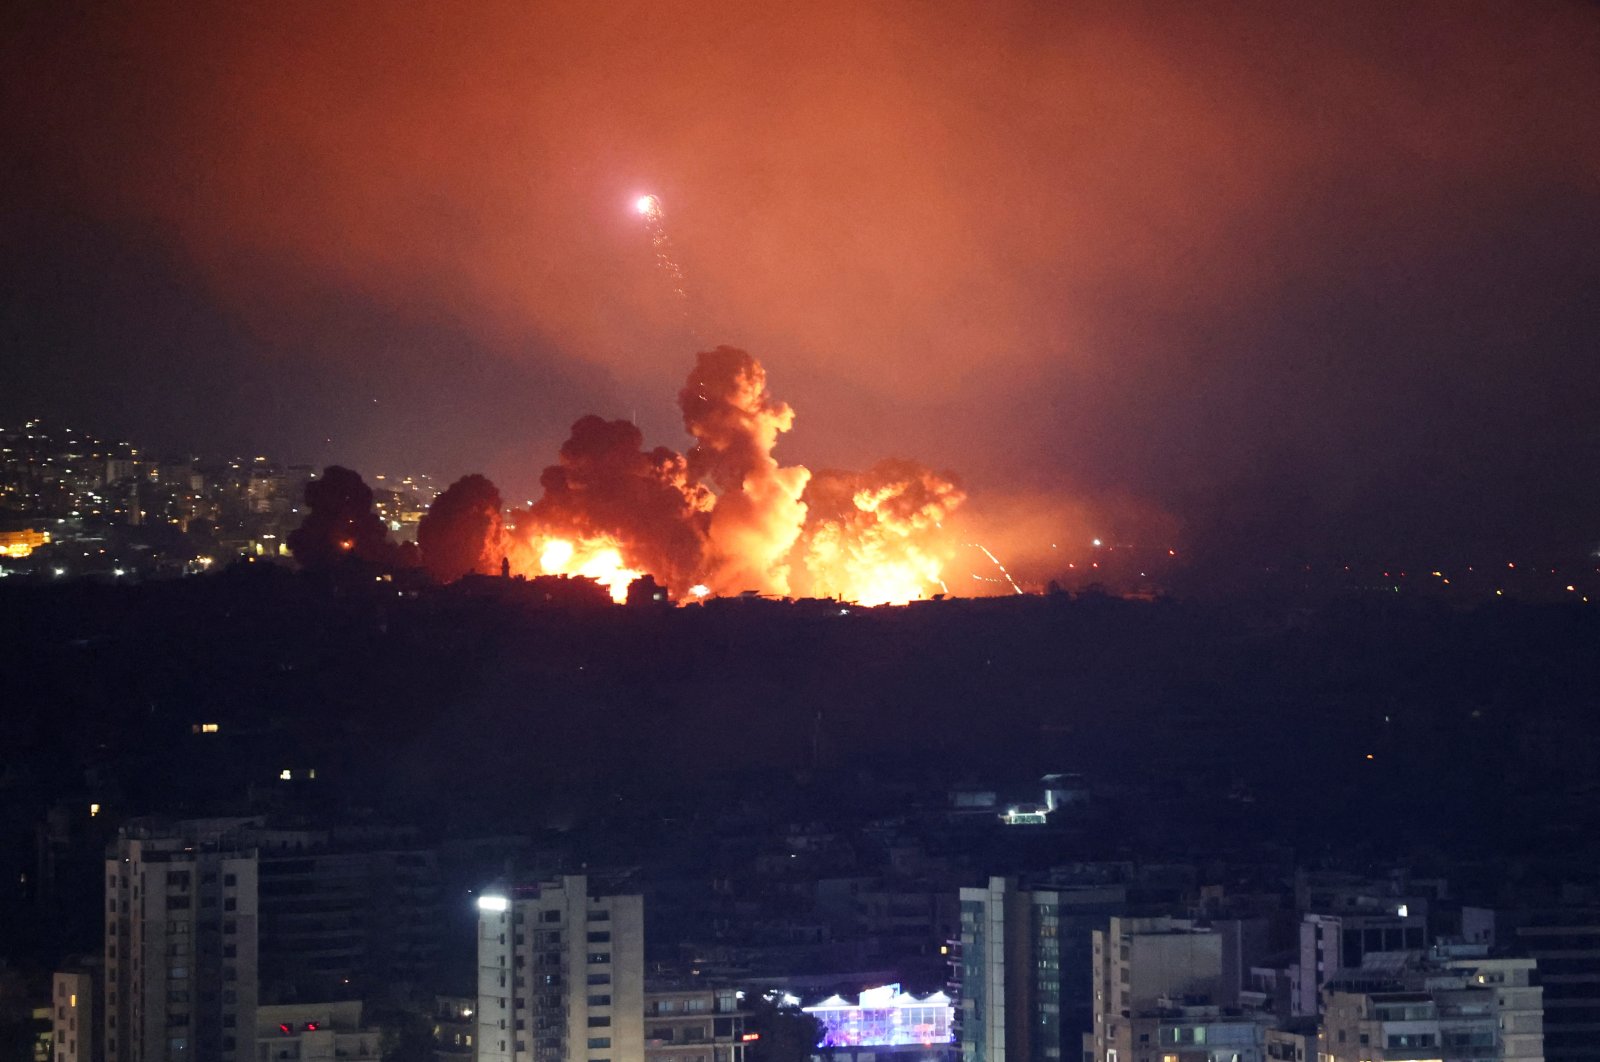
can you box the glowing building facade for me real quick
[807,985,955,1048]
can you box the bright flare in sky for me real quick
[632,193,688,304]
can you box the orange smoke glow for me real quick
[494,349,971,606]
[808,536,944,606]
[790,460,966,605]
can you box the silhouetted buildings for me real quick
[257,843,442,1002]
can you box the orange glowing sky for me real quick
[3,0,1599,559]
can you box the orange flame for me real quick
[505,351,980,607]
[522,533,642,603]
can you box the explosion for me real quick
[431,347,972,605]
[528,534,643,603]
[790,460,966,605]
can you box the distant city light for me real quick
[477,895,510,913]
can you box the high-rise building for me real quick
[104,821,260,1062]
[1463,907,1599,1062]
[256,845,442,1002]
[955,877,1081,1062]
[476,876,645,1062]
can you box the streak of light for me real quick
[968,542,1022,595]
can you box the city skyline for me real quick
[4,3,1600,1060]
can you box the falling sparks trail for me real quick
[969,542,1023,595]
[635,194,690,307]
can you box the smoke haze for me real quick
[4,1,1599,559]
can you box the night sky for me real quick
[3,0,1598,561]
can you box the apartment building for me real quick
[1320,955,1542,1062]
[644,984,749,1062]
[476,876,645,1062]
[104,821,260,1062]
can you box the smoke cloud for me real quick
[8,1,1598,557]
[287,466,398,569]
[680,347,810,596]
[497,348,971,603]
[513,415,709,592]
[417,473,509,582]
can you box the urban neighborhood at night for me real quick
[2,3,1598,1062]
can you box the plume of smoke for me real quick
[514,414,711,594]
[417,473,510,583]
[679,347,810,596]
[496,348,968,603]
[287,465,397,569]
[792,459,966,603]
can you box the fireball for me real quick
[526,534,642,603]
